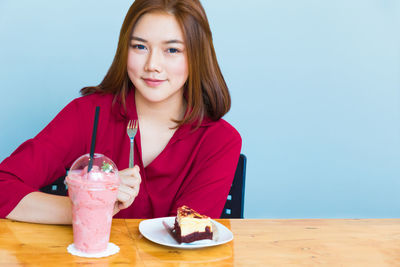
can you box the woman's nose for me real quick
[144,50,162,73]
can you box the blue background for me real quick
[1,0,399,218]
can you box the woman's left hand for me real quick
[113,165,141,215]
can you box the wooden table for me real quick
[0,218,399,266]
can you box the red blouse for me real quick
[0,90,242,219]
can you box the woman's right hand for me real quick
[113,165,141,215]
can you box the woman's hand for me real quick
[113,165,141,215]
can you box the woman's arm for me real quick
[6,192,72,224]
[6,165,142,224]
[170,121,242,218]
[0,99,85,221]
[7,167,142,224]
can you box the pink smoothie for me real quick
[66,166,119,253]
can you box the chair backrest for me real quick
[220,154,247,219]
[40,174,68,196]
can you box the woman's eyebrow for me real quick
[131,36,147,42]
[164,39,184,44]
[130,36,183,44]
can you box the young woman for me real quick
[0,0,241,224]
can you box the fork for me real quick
[126,120,138,168]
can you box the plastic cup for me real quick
[65,153,119,253]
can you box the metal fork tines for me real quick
[126,120,138,168]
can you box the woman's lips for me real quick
[143,78,166,87]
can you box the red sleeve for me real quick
[0,99,86,218]
[170,121,242,218]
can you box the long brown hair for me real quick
[81,0,230,126]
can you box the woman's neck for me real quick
[134,90,186,127]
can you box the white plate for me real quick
[139,216,233,249]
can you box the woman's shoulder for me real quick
[200,117,242,143]
[70,93,114,107]
[62,93,115,116]
[188,118,242,162]
[54,93,116,123]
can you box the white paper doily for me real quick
[67,242,120,258]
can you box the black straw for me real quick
[88,106,100,172]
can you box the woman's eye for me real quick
[132,44,146,50]
[167,48,180,53]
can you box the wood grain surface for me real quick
[0,218,399,266]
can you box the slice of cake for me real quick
[173,205,213,243]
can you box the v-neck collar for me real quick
[112,88,215,169]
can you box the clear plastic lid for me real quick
[66,153,119,185]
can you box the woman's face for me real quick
[127,12,188,105]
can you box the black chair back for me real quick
[40,175,68,196]
[220,154,247,218]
